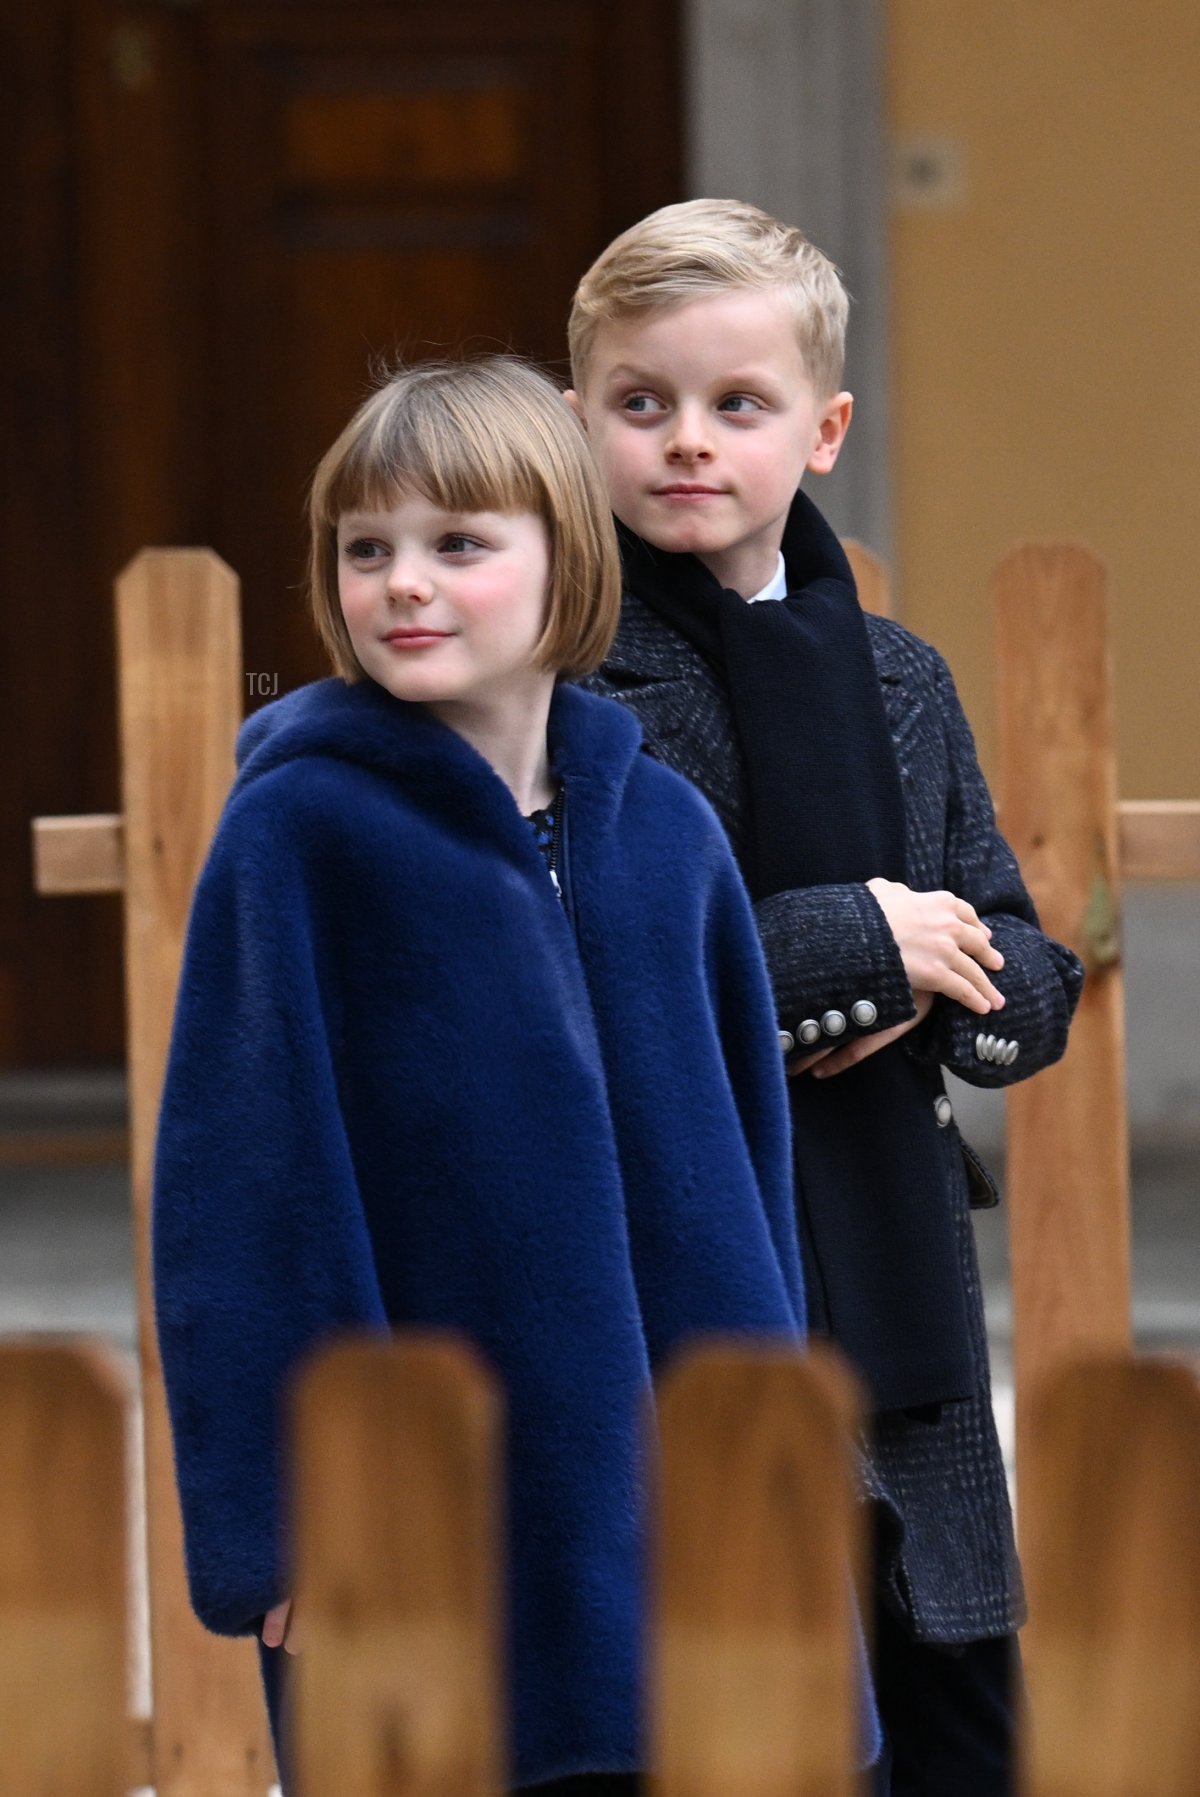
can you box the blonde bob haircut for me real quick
[569,198,849,400]
[309,356,621,683]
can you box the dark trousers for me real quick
[870,1598,1020,1796]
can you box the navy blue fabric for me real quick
[153,676,857,1786]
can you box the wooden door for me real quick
[3,0,682,1067]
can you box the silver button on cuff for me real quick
[821,1009,847,1037]
[934,1095,953,1128]
[850,999,878,1028]
[779,1029,795,1056]
[798,1019,822,1047]
[973,1031,1020,1067]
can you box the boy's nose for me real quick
[665,405,714,462]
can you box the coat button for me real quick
[779,1029,795,1055]
[984,1033,998,1060]
[851,999,878,1028]
[934,1095,953,1128]
[798,1019,822,1046]
[1004,1041,1020,1065]
[821,1009,847,1037]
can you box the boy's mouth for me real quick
[654,483,727,499]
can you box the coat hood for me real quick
[233,675,647,814]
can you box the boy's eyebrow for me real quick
[600,361,788,394]
[602,363,655,382]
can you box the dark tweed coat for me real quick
[152,675,824,1787]
[583,592,1085,1643]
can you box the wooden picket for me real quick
[1020,1357,1200,1797]
[992,547,1200,1475]
[0,1342,128,1797]
[994,547,1134,1468]
[32,551,272,1794]
[654,1342,864,1797]
[841,538,1199,1483]
[290,1336,505,1797]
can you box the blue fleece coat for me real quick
[152,675,820,1787]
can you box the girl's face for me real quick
[337,493,553,717]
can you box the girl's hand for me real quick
[791,989,934,1080]
[262,1598,302,1655]
[866,878,1005,1015]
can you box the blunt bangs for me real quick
[308,358,621,684]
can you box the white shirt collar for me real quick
[744,553,788,604]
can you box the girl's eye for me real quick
[440,533,485,556]
[718,394,760,415]
[343,538,385,561]
[621,393,666,416]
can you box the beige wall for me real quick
[887,1,1200,797]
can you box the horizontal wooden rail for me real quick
[32,814,125,893]
[1118,800,1200,880]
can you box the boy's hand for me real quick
[865,878,1005,1015]
[262,1597,302,1655]
[790,989,933,1079]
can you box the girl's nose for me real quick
[386,559,434,605]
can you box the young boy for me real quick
[566,199,1084,1796]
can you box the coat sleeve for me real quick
[903,649,1085,1085]
[152,792,388,1636]
[704,841,808,1335]
[753,880,918,1045]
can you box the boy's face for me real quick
[567,288,852,597]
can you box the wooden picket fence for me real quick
[25,541,1200,1792]
[4,1333,1200,1796]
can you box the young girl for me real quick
[152,358,818,1795]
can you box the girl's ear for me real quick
[562,389,587,431]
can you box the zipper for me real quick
[547,785,563,898]
[553,777,573,921]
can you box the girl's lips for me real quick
[383,629,452,647]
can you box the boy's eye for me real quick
[621,393,666,416]
[718,394,761,414]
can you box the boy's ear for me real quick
[807,390,854,475]
[562,388,587,430]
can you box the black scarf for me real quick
[619,491,976,1411]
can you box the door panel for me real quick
[2,0,681,1066]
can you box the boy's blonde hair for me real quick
[309,357,621,682]
[569,198,849,399]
